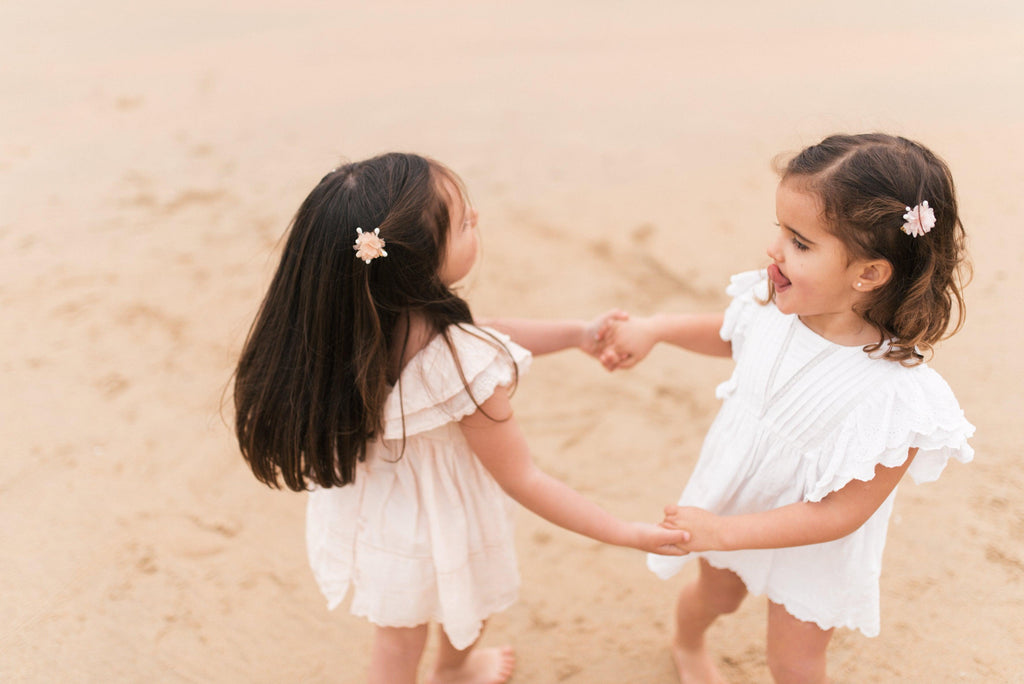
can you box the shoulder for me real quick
[381,324,531,439]
[438,324,532,372]
[721,270,777,349]
[406,324,531,399]
[881,359,966,411]
[801,356,973,500]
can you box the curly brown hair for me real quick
[773,133,970,365]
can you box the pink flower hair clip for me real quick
[901,201,936,238]
[353,227,388,264]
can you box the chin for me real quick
[772,292,794,315]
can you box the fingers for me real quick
[660,546,691,556]
[599,348,635,372]
[592,309,629,343]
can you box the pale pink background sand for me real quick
[3,2,1023,682]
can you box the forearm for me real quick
[716,499,868,550]
[504,466,640,548]
[479,317,587,355]
[679,455,917,552]
[645,312,731,357]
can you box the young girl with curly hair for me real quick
[603,134,974,684]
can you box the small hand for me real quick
[580,309,629,359]
[599,317,658,371]
[660,504,722,553]
[633,521,691,556]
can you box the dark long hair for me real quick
[774,133,970,364]
[234,153,484,491]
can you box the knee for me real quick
[700,575,746,615]
[766,648,827,684]
[708,588,745,615]
[374,625,428,656]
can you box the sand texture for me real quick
[3,2,1023,682]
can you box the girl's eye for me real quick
[791,237,809,252]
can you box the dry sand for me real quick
[3,2,1023,682]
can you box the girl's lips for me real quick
[767,263,791,291]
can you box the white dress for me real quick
[306,324,531,650]
[647,271,975,636]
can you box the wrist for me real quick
[571,319,590,349]
[627,520,647,550]
[713,516,737,551]
[644,314,669,346]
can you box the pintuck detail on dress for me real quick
[648,271,974,636]
[306,324,531,650]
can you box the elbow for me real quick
[816,507,874,544]
[493,466,541,504]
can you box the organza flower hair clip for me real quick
[901,201,936,238]
[353,227,388,264]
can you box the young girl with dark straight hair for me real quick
[233,152,687,684]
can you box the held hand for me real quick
[631,521,691,556]
[660,504,724,553]
[599,317,659,371]
[580,309,629,359]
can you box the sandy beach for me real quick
[3,2,1023,681]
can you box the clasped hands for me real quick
[582,309,657,371]
[583,310,718,555]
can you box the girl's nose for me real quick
[766,232,782,262]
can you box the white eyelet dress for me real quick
[306,324,531,650]
[647,271,975,636]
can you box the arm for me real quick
[460,386,688,554]
[663,449,918,551]
[600,312,731,370]
[479,310,628,357]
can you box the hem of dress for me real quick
[698,555,880,638]
[347,590,520,651]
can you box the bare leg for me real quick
[427,622,515,684]
[765,601,833,684]
[368,624,429,684]
[672,558,748,684]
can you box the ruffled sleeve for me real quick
[719,270,770,358]
[381,324,531,440]
[801,364,974,503]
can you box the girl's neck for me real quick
[797,311,880,347]
[388,312,435,383]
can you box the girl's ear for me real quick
[855,260,893,292]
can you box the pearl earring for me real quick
[856,282,863,288]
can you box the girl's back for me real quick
[307,323,530,650]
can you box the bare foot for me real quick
[427,646,516,684]
[671,637,728,684]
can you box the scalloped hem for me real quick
[803,429,974,503]
[348,590,519,650]
[699,555,880,637]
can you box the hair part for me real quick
[773,133,971,364]
[233,152,513,491]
